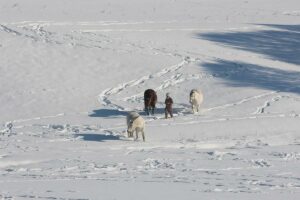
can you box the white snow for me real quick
[0,0,300,199]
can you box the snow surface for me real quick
[0,0,300,199]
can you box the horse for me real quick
[126,111,145,142]
[189,89,204,114]
[144,89,157,115]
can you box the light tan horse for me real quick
[189,89,204,114]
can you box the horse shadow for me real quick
[89,109,128,118]
[142,106,189,116]
[74,133,120,142]
[89,105,190,119]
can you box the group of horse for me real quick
[126,88,204,142]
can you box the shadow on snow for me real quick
[74,133,120,142]
[89,107,188,118]
[198,24,300,65]
[89,109,128,118]
[201,59,300,94]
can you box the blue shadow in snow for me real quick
[89,108,185,118]
[89,109,128,118]
[74,133,120,142]
[263,24,300,33]
[198,24,300,65]
[201,59,300,94]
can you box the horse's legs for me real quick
[145,107,149,115]
[135,128,139,141]
[142,129,145,142]
[151,107,154,115]
[192,104,196,114]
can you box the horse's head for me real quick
[190,90,196,102]
[127,120,134,134]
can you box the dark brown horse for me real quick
[144,89,157,115]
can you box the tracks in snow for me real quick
[2,21,300,130]
[98,56,195,109]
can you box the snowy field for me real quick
[0,0,300,199]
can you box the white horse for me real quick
[126,111,145,142]
[189,89,204,114]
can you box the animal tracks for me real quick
[98,56,195,108]
[253,94,282,114]
[3,21,294,127]
[206,91,277,113]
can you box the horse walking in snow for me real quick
[189,89,203,114]
[144,89,157,115]
[126,111,145,142]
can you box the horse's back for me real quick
[135,116,145,127]
[127,111,140,125]
[128,114,145,128]
[144,89,157,105]
[144,89,156,98]
[190,89,201,96]
[190,89,203,105]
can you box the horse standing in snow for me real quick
[144,89,157,115]
[126,111,145,142]
[189,89,203,114]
